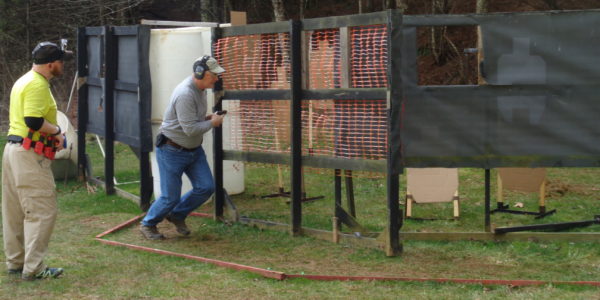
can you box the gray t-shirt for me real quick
[160,76,213,149]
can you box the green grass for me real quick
[1,136,600,299]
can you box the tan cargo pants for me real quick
[2,143,57,275]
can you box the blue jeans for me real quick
[142,144,215,226]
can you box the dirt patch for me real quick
[99,214,600,282]
[545,179,595,198]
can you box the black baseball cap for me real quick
[32,41,74,64]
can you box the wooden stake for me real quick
[405,192,413,218]
[332,217,340,243]
[273,124,285,191]
[539,179,546,213]
[453,191,460,219]
[497,171,504,206]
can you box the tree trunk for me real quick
[201,0,212,22]
[476,0,487,13]
[396,0,408,12]
[26,1,30,49]
[430,0,448,65]
[224,0,232,23]
[365,0,373,12]
[213,0,225,23]
[476,0,487,84]
[544,0,559,10]
[272,0,285,21]
[98,0,105,24]
[359,0,363,13]
[383,0,408,11]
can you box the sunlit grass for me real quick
[1,135,599,298]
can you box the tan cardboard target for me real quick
[497,168,546,193]
[407,168,459,203]
[405,168,460,219]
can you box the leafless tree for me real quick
[0,0,151,128]
[358,0,375,13]
[272,0,286,21]
[430,0,450,65]
[542,0,559,10]
[396,0,408,11]
[383,0,408,11]
[365,0,373,12]
[476,0,487,13]
[2,0,595,129]
[201,0,213,21]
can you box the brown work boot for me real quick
[166,215,191,236]
[140,225,165,240]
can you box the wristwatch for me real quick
[51,125,61,136]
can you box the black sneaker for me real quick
[22,267,63,281]
[166,215,191,236]
[140,225,165,240]
[7,268,22,276]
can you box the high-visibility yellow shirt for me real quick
[7,70,58,141]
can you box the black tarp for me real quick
[401,10,600,168]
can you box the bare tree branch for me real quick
[272,0,286,21]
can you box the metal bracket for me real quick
[494,215,600,234]
[491,203,556,219]
[262,187,324,203]
[223,189,239,222]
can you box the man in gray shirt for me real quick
[140,56,225,239]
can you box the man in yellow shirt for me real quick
[2,41,71,281]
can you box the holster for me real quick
[155,132,167,147]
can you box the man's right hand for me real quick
[211,112,225,127]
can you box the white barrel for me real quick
[149,27,245,199]
[54,110,78,161]
[51,110,78,179]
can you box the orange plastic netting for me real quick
[215,25,388,174]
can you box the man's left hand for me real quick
[210,112,225,127]
[54,134,65,151]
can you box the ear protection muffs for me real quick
[193,56,210,80]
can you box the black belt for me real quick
[165,138,196,151]
[7,135,24,144]
[7,135,41,149]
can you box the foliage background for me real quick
[2,0,600,129]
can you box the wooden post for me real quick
[340,27,357,218]
[385,9,403,256]
[345,170,356,218]
[212,27,225,220]
[539,179,546,214]
[104,26,116,195]
[76,27,89,182]
[332,217,340,243]
[405,192,413,218]
[334,169,342,229]
[290,20,303,236]
[485,169,491,232]
[453,191,460,219]
[497,171,504,208]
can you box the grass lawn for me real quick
[1,136,600,299]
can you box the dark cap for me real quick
[32,41,74,64]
